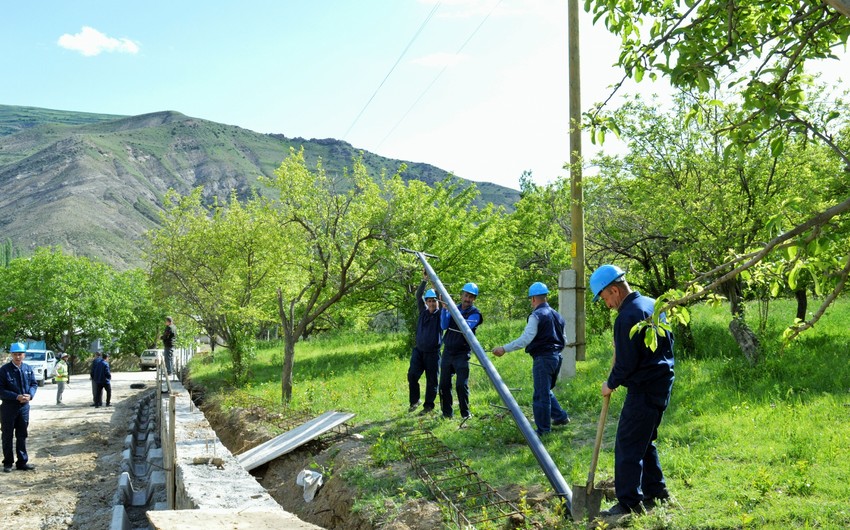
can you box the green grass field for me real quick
[190,298,850,529]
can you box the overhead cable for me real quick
[342,2,442,140]
[377,0,504,149]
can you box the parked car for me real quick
[23,349,57,386]
[139,349,163,370]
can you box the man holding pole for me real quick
[438,282,482,420]
[407,270,442,415]
[492,282,570,436]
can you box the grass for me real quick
[189,297,850,529]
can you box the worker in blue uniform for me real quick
[492,282,570,436]
[1,342,38,472]
[590,264,675,516]
[408,270,443,415]
[438,282,482,419]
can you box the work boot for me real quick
[601,502,644,517]
[644,490,670,509]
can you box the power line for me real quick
[342,2,441,140]
[377,0,504,149]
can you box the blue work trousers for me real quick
[531,354,569,433]
[614,392,670,508]
[408,348,440,410]
[1,403,30,468]
[439,353,470,418]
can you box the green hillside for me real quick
[0,104,520,269]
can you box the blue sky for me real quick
[2,1,843,190]
[3,0,647,190]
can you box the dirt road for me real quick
[0,371,156,529]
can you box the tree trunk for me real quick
[278,288,296,403]
[794,289,807,321]
[721,278,760,363]
[672,321,695,356]
[729,317,760,365]
[282,336,295,402]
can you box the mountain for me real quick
[0,104,519,269]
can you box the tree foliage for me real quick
[583,0,850,351]
[263,149,402,401]
[379,175,511,349]
[0,248,150,357]
[147,188,281,381]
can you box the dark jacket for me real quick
[162,324,176,348]
[0,362,38,405]
[608,291,675,398]
[525,302,566,357]
[440,304,482,355]
[415,282,442,353]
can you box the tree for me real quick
[374,175,511,350]
[584,93,846,360]
[147,188,281,381]
[113,269,165,356]
[503,172,574,313]
[264,149,404,402]
[0,248,139,354]
[584,0,850,348]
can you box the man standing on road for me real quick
[55,353,70,405]
[590,264,675,516]
[492,282,570,436]
[93,353,112,408]
[438,282,482,420]
[161,316,177,376]
[90,351,103,407]
[407,270,442,415]
[0,342,38,472]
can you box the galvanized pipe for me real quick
[407,249,573,512]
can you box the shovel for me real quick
[571,392,610,521]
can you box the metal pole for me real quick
[407,249,573,511]
[568,0,587,362]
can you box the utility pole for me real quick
[568,0,586,361]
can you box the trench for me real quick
[111,390,165,529]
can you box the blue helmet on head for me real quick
[589,264,626,302]
[528,282,549,297]
[423,289,437,299]
[461,282,479,296]
[9,342,26,353]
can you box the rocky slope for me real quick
[0,104,519,269]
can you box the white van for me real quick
[24,349,57,386]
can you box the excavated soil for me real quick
[201,402,444,530]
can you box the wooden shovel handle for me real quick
[586,393,610,494]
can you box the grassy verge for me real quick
[190,298,850,529]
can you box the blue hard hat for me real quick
[528,282,549,297]
[9,342,26,353]
[461,282,479,296]
[424,289,437,299]
[589,264,625,302]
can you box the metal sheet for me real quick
[236,411,355,471]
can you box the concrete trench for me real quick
[108,381,322,530]
[111,391,166,529]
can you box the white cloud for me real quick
[57,26,140,57]
[411,52,468,68]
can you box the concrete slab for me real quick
[236,411,355,471]
[147,509,320,529]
